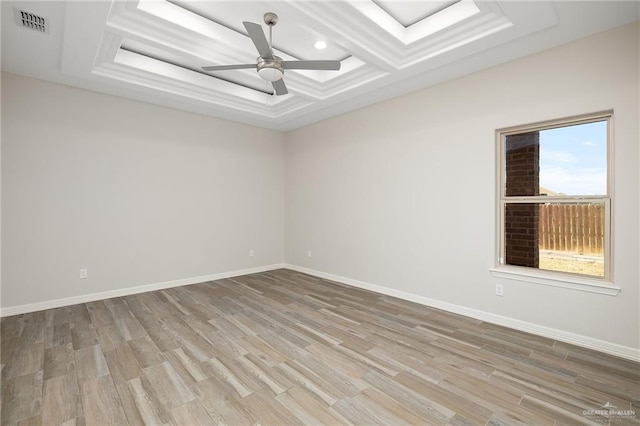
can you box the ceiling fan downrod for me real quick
[264,12,277,50]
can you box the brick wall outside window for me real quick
[504,132,539,268]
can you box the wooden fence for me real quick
[538,203,604,255]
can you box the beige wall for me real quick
[285,23,639,349]
[1,72,285,307]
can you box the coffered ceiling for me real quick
[2,1,638,130]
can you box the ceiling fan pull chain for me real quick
[265,80,269,107]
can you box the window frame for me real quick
[491,111,618,295]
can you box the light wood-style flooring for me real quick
[1,269,639,425]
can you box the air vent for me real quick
[14,8,48,33]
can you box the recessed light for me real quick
[313,40,327,50]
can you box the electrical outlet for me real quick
[307,250,312,258]
[496,284,504,297]
[249,250,254,257]
[79,269,88,279]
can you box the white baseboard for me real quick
[0,263,287,317]
[4,262,637,362]
[284,264,640,362]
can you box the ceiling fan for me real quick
[202,12,341,96]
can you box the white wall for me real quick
[1,72,285,309]
[2,23,638,356]
[285,23,639,351]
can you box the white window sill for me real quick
[489,266,620,296]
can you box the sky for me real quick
[539,120,607,196]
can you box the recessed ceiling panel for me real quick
[169,0,350,61]
[373,0,460,27]
[120,38,271,93]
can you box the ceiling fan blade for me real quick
[282,60,341,71]
[202,64,256,71]
[272,78,288,96]
[243,21,273,60]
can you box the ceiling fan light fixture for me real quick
[258,67,284,82]
[257,56,285,82]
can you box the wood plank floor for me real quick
[1,269,639,425]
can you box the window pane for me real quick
[505,121,607,197]
[505,202,605,278]
[540,121,607,196]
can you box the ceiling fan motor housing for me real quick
[257,56,284,82]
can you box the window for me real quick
[496,112,612,286]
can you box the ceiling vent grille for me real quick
[14,9,48,33]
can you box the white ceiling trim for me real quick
[82,0,397,119]
[348,0,482,45]
[3,1,636,131]
[84,0,545,120]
